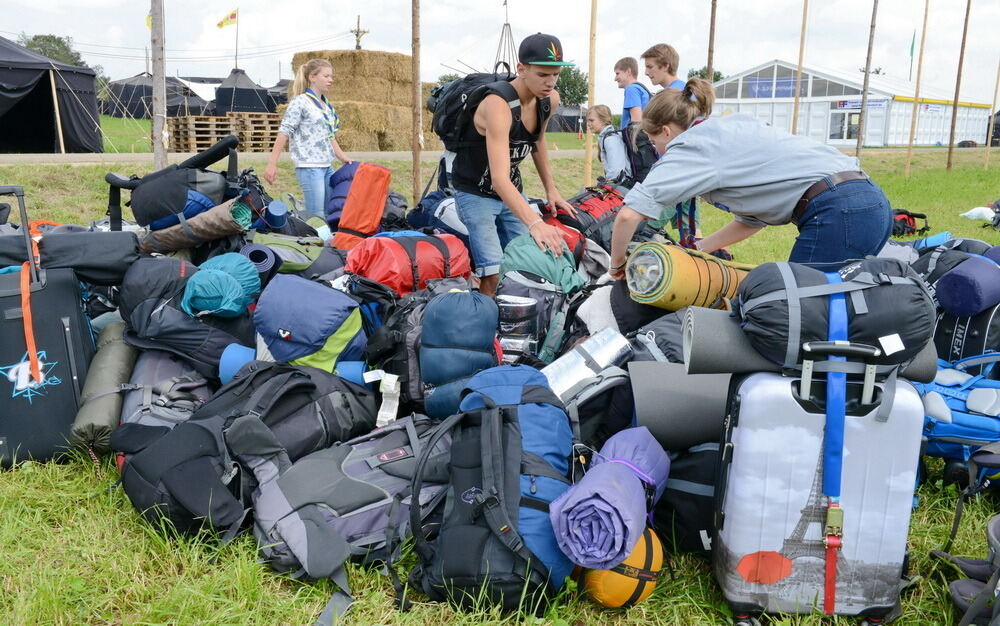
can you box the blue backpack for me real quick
[407,365,574,612]
[914,353,1000,552]
[915,353,1000,462]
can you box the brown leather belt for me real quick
[790,171,869,226]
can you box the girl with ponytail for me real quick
[265,58,352,218]
[609,77,892,276]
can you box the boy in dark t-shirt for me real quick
[450,33,576,297]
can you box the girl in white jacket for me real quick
[587,105,630,182]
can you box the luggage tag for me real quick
[375,372,400,428]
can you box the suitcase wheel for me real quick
[732,616,761,626]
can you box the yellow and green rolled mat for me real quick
[625,242,756,310]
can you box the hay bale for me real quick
[335,128,381,151]
[328,77,414,108]
[293,50,411,84]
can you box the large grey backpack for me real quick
[119,349,214,429]
[225,413,451,624]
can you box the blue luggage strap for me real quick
[822,270,848,615]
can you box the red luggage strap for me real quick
[389,236,452,291]
[824,502,844,613]
[19,262,42,384]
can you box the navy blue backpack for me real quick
[407,365,574,612]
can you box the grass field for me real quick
[0,150,999,625]
[99,115,152,154]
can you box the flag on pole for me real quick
[146,11,152,29]
[217,9,238,28]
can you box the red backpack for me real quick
[555,183,627,253]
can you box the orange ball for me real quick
[583,527,664,608]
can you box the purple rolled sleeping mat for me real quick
[548,427,669,570]
[936,246,1000,318]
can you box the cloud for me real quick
[8,0,997,105]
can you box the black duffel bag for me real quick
[0,231,139,285]
[735,258,935,369]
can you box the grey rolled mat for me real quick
[682,306,937,383]
[630,361,730,451]
[71,322,139,452]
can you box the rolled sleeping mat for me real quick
[935,255,1000,318]
[681,306,938,383]
[497,294,539,337]
[138,198,251,254]
[70,322,140,453]
[629,361,730,451]
[625,242,755,311]
[240,242,284,289]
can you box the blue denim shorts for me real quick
[454,190,529,277]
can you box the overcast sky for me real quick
[6,0,999,110]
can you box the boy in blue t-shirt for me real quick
[613,57,650,129]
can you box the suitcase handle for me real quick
[802,341,881,360]
[801,342,881,405]
[0,185,39,283]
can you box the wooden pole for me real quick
[984,55,999,170]
[48,70,66,154]
[947,0,972,171]
[706,0,717,80]
[411,0,422,204]
[584,0,597,187]
[151,0,167,169]
[791,0,809,134]
[904,0,930,178]
[855,0,879,159]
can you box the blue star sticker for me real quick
[0,351,62,404]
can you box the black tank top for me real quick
[450,81,550,199]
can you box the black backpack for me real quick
[110,361,378,535]
[621,124,660,184]
[891,209,930,237]
[429,63,533,151]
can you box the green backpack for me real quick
[497,235,585,363]
[252,232,326,273]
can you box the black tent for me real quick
[547,105,584,133]
[214,68,273,114]
[266,79,290,108]
[105,72,197,118]
[0,35,101,153]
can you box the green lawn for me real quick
[0,151,999,624]
[100,114,151,154]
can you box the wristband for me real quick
[610,262,626,271]
[527,218,543,231]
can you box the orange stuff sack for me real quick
[332,162,392,250]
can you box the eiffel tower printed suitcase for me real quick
[0,185,96,467]
[712,363,923,620]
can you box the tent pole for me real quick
[151,0,167,168]
[584,0,597,188]
[984,55,998,170]
[947,0,972,171]
[706,0,717,80]
[411,0,421,205]
[791,0,809,135]
[855,0,879,160]
[49,69,66,154]
[904,0,930,178]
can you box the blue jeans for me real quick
[454,190,529,277]
[295,166,333,219]
[789,178,892,270]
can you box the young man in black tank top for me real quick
[451,33,577,297]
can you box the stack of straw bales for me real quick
[290,50,441,152]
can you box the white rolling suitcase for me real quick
[712,341,923,624]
